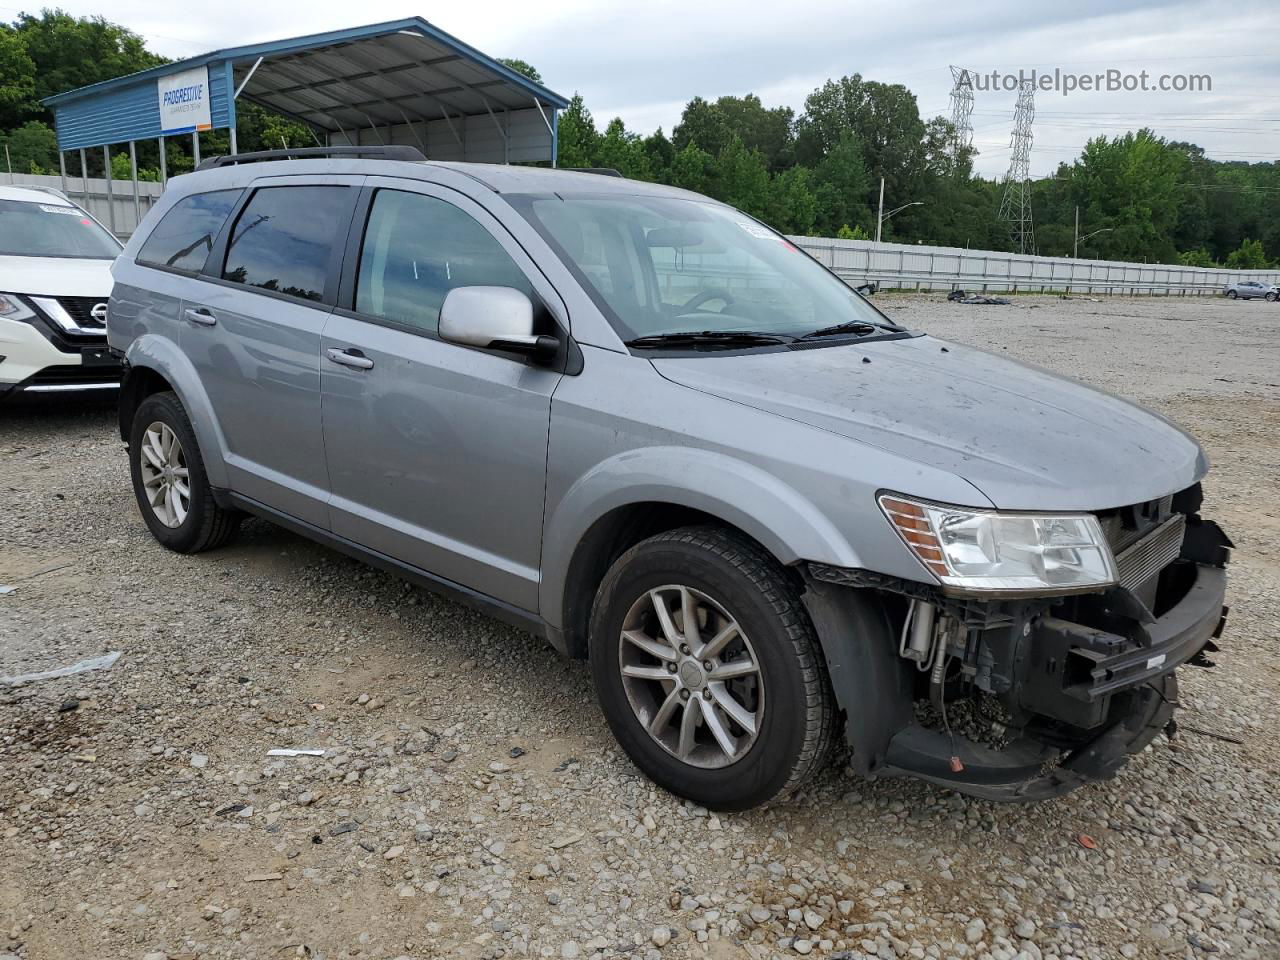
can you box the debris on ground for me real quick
[948,289,1012,304]
[0,650,121,686]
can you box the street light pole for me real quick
[1074,205,1113,257]
[875,176,885,243]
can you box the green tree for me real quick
[1225,237,1269,270]
[2,11,165,129]
[641,128,674,181]
[706,138,770,218]
[795,74,926,212]
[0,119,56,173]
[0,27,36,128]
[596,117,652,180]
[555,94,599,168]
[763,166,817,235]
[667,142,714,195]
[496,58,542,85]
[836,224,870,240]
[811,134,872,236]
[1177,248,1216,268]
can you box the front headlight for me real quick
[0,293,36,322]
[879,493,1117,596]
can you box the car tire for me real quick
[589,526,835,811]
[1266,292,1277,302]
[1226,290,1237,299]
[129,390,240,553]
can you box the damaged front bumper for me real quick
[810,516,1232,801]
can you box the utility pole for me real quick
[875,177,885,243]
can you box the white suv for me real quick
[0,184,122,399]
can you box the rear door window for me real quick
[136,190,240,273]
[222,186,352,303]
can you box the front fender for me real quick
[539,445,862,629]
[123,334,230,490]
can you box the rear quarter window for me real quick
[136,189,242,273]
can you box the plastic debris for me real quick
[0,651,121,687]
[1076,833,1098,849]
[948,289,1012,305]
[0,585,16,595]
[266,748,326,758]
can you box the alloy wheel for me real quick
[617,584,764,769]
[138,421,190,529]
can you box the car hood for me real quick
[651,334,1208,512]
[0,255,114,298]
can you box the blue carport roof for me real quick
[42,17,568,136]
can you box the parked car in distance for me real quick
[107,147,1232,810]
[0,185,122,400]
[1224,279,1277,300]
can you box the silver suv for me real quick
[108,147,1231,809]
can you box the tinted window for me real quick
[0,198,122,259]
[222,187,351,303]
[355,190,531,333]
[136,190,239,272]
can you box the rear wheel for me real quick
[1227,289,1238,299]
[1266,291,1277,302]
[129,391,239,553]
[589,526,835,810]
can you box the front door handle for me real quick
[326,347,374,370]
[184,307,216,327]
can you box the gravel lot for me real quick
[1,294,1277,960]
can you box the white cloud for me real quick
[22,0,1280,176]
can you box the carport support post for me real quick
[128,140,140,227]
[103,145,117,236]
[158,136,167,185]
[192,132,200,168]
[78,149,88,207]
[58,151,67,194]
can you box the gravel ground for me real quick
[1,294,1277,960]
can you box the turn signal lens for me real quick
[879,493,1118,595]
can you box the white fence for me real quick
[789,235,1280,296]
[5,171,163,240]
[7,170,1278,294]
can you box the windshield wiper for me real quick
[625,330,795,349]
[798,319,887,340]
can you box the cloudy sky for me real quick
[9,0,1279,178]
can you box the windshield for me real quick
[510,192,894,342]
[0,199,122,259]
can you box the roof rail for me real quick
[196,145,426,171]
[565,167,624,178]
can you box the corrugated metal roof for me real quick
[43,18,567,155]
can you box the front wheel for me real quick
[129,391,240,553]
[1227,290,1238,299]
[1266,291,1278,302]
[589,527,835,810]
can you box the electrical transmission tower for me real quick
[998,79,1036,255]
[947,66,974,155]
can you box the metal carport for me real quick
[41,17,569,233]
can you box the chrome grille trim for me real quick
[1114,513,1185,591]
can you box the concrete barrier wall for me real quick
[6,171,163,240]
[788,235,1280,296]
[7,171,1277,293]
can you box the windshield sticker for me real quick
[735,220,785,243]
[38,204,79,216]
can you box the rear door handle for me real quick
[326,347,374,370]
[184,307,217,327]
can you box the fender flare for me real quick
[539,445,863,630]
[122,335,231,489]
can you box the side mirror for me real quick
[439,286,558,364]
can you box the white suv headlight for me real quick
[879,493,1118,596]
[0,293,36,321]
